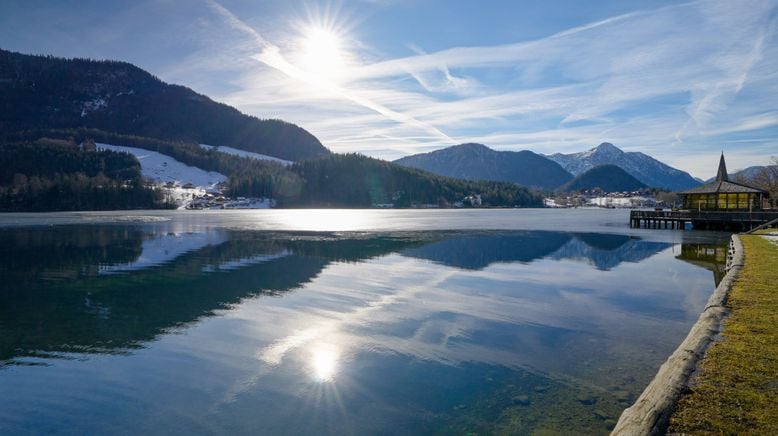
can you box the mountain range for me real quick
[704,165,776,183]
[1,48,709,210]
[546,142,699,191]
[0,49,328,161]
[393,143,572,190]
[396,142,699,192]
[0,49,549,210]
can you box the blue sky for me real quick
[1,0,777,178]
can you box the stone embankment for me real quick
[611,235,744,435]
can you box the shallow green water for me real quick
[0,210,728,435]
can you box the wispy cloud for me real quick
[206,0,454,143]
[3,0,776,175]
[179,0,778,177]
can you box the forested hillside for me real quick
[0,140,168,211]
[4,128,292,200]
[0,132,542,210]
[291,154,543,207]
[0,49,329,161]
[0,50,544,210]
[557,164,647,193]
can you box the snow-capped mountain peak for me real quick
[577,143,624,160]
[546,142,700,191]
[594,142,622,155]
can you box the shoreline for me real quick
[611,234,743,435]
[668,231,778,433]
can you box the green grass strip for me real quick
[669,234,778,434]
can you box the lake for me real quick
[0,209,730,435]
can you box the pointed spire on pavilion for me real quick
[715,152,729,182]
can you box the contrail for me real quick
[206,0,454,143]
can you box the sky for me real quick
[1,0,777,178]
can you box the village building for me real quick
[679,153,769,211]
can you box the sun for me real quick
[298,26,347,81]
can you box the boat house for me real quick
[679,153,769,211]
[630,153,776,231]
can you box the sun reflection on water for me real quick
[310,343,339,382]
[274,209,371,231]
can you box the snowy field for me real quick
[199,144,292,166]
[587,196,655,207]
[97,143,228,207]
[98,143,227,189]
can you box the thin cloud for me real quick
[206,0,454,143]
[341,6,656,81]
[195,0,778,177]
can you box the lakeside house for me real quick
[679,153,769,211]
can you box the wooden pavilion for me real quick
[679,153,769,211]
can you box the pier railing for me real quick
[630,210,690,220]
[630,209,778,230]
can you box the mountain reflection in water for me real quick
[403,231,672,270]
[0,224,728,435]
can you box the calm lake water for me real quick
[0,209,729,435]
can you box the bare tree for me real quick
[751,157,778,208]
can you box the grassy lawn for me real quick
[668,233,778,434]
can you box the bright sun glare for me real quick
[310,343,339,382]
[299,26,346,80]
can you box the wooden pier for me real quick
[630,210,778,231]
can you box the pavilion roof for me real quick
[679,180,767,195]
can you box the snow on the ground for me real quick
[100,230,228,274]
[98,143,228,189]
[587,196,655,208]
[761,232,778,247]
[543,196,656,208]
[97,143,228,207]
[199,144,292,166]
[544,198,566,208]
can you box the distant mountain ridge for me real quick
[557,164,647,193]
[704,165,776,183]
[546,143,699,191]
[393,143,572,190]
[0,49,329,161]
